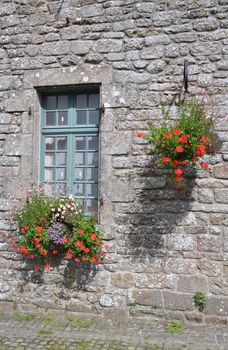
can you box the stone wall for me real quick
[0,0,228,324]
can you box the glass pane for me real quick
[45,153,55,167]
[89,94,99,108]
[77,94,87,109]
[56,183,67,196]
[87,152,98,166]
[76,110,87,125]
[45,137,55,150]
[56,168,66,181]
[75,153,86,166]
[58,95,68,109]
[87,183,98,197]
[88,110,99,126]
[86,199,98,215]
[75,137,86,150]
[46,96,56,110]
[58,111,68,125]
[46,111,56,126]
[75,168,86,181]
[57,137,67,150]
[87,168,98,182]
[56,152,66,166]
[88,136,99,150]
[45,168,54,181]
[74,183,85,197]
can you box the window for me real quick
[40,89,100,216]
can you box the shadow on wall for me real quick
[113,165,196,259]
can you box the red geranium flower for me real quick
[162,157,170,164]
[200,136,209,143]
[178,136,188,144]
[176,146,184,153]
[75,258,80,263]
[35,226,42,232]
[200,162,209,170]
[175,176,182,183]
[78,230,85,236]
[90,234,97,241]
[175,168,183,176]
[44,264,52,270]
[136,132,144,138]
[163,133,172,140]
[173,129,181,135]
[172,160,179,167]
[52,249,58,254]
[196,145,206,156]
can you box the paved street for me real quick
[0,311,227,349]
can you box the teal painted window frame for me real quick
[40,90,100,216]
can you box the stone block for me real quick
[41,41,70,56]
[177,276,208,293]
[164,258,198,274]
[111,273,134,289]
[224,227,228,252]
[210,278,228,296]
[167,234,197,251]
[0,279,10,293]
[93,39,122,53]
[215,189,228,203]
[147,60,166,74]
[99,294,122,307]
[206,296,228,316]
[164,291,195,311]
[101,131,131,155]
[141,46,163,59]
[198,189,214,203]
[133,177,166,190]
[70,41,92,55]
[197,234,222,252]
[193,17,219,31]
[145,35,170,46]
[114,71,151,84]
[132,290,163,308]
[199,260,223,277]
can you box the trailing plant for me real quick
[137,99,219,190]
[11,195,108,271]
[194,292,207,312]
[165,320,185,335]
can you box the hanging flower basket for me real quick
[137,100,219,190]
[11,195,108,271]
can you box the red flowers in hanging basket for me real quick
[137,100,218,190]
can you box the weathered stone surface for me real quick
[132,290,163,307]
[0,0,227,323]
[111,273,134,289]
[167,234,197,251]
[197,235,223,252]
[177,276,209,293]
[164,291,195,311]
[215,189,228,203]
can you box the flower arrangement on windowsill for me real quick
[11,195,108,271]
[137,100,219,191]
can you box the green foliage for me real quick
[165,320,185,335]
[65,315,93,330]
[13,313,36,322]
[17,196,55,228]
[194,292,207,312]
[146,100,217,189]
[12,195,107,269]
[38,328,53,336]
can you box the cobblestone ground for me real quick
[0,311,227,350]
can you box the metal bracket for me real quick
[183,60,188,93]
